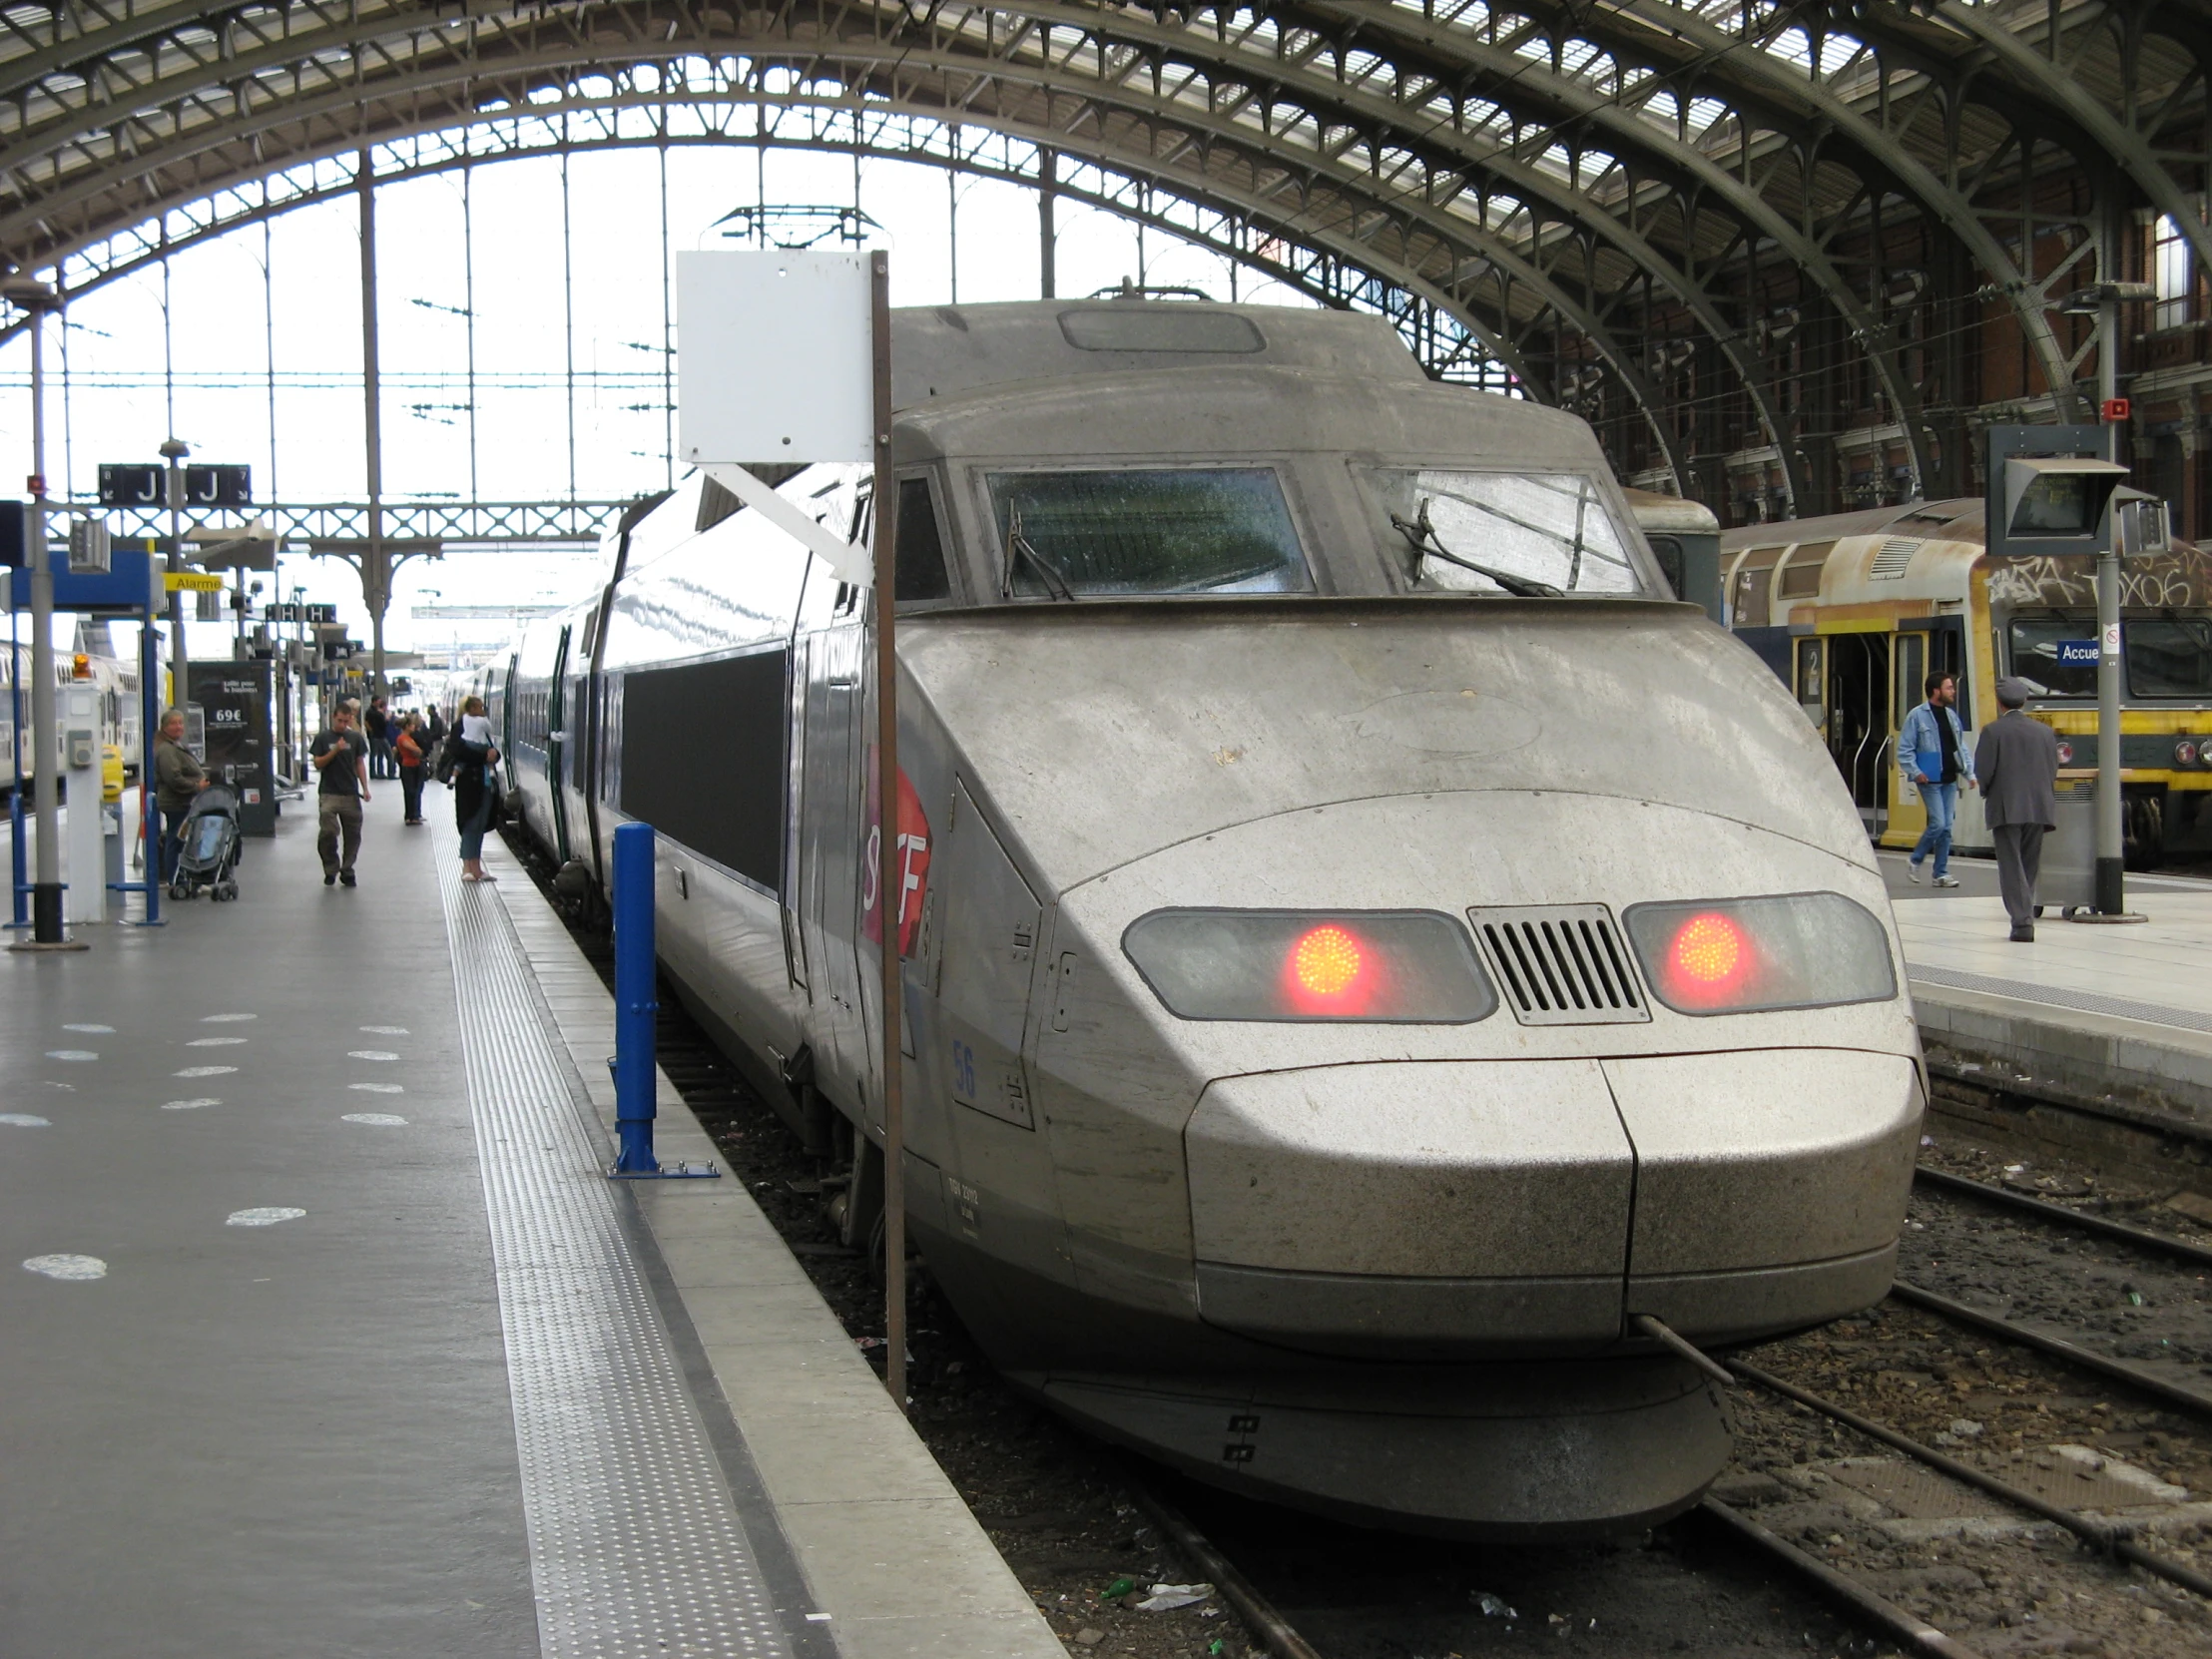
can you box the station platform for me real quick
[1880,849,2212,1140]
[0,788,1062,1659]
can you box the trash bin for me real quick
[2041,782,2098,916]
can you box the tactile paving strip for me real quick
[438,856,794,1659]
[1909,963,2212,1036]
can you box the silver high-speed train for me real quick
[488,298,1922,1539]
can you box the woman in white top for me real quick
[452,695,502,882]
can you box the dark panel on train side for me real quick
[1734,625,1794,686]
[619,649,788,893]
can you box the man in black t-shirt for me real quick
[310,701,371,887]
[363,697,391,779]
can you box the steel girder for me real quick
[1482,0,2084,422]
[0,3,1707,483]
[0,2,2202,498]
[7,103,1539,386]
[1932,0,2212,276]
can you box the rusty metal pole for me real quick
[869,250,906,1412]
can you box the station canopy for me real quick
[0,1,2202,506]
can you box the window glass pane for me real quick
[1371,469,1643,595]
[2156,216,2193,330]
[2127,618,2212,698]
[1895,634,1924,722]
[895,477,951,602]
[985,468,1312,596]
[2007,616,2098,697]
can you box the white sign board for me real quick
[677,251,872,465]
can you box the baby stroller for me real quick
[171,784,242,901]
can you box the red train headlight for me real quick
[1290,923,1367,1002]
[2055,740,2075,766]
[1624,893,1896,1015]
[1123,909,1494,1023]
[1665,911,1749,999]
[2177,739,2201,768]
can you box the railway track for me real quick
[508,830,2209,1657]
[1896,1165,2212,1420]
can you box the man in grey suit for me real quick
[1973,677,2062,942]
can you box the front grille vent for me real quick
[1466,905,1649,1026]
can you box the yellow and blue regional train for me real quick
[1717,500,2212,864]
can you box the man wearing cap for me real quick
[1974,677,2061,941]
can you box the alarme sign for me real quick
[860,757,930,958]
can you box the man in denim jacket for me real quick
[1897,671,1975,885]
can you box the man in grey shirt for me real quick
[1972,677,2061,942]
[309,700,371,887]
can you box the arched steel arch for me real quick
[0,1,2202,508]
[9,101,1538,388]
[0,10,1711,484]
[0,68,1707,489]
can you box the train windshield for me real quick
[1372,469,1642,596]
[2009,614,2212,698]
[2128,618,2212,698]
[985,468,1314,597]
[2007,616,2099,697]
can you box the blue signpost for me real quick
[8,544,165,927]
[607,820,717,1180]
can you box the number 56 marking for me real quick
[949,1039,977,1102]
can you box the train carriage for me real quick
[1719,503,2212,863]
[491,298,1925,1540]
[0,635,141,790]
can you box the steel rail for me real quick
[1696,1496,1988,1659]
[1890,1280,2212,1421]
[1729,1357,2212,1603]
[1921,1054,2212,1154]
[1123,1480,1326,1659]
[1915,1166,2212,1271]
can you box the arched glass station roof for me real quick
[0,1,2203,510]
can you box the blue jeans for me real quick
[161,806,189,880]
[1911,780,1958,878]
[458,795,492,862]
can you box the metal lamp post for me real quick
[161,436,190,705]
[2052,277,2156,918]
[2,274,76,947]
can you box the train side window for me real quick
[1895,633,1924,725]
[896,477,952,602]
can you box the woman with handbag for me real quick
[453,696,502,882]
[394,713,427,827]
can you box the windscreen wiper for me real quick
[1000,508,1077,602]
[1390,498,1561,598]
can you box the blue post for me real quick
[9,603,25,929]
[129,613,162,926]
[605,822,718,1180]
[611,821,660,1174]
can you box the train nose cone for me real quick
[1183,1049,1922,1360]
[1605,1048,1922,1343]
[1185,1059,1632,1358]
